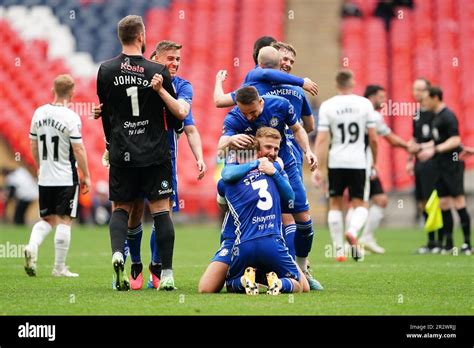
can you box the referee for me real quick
[97,15,182,290]
[415,86,471,255]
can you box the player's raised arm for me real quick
[214,70,235,108]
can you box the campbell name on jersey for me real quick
[29,104,82,186]
[318,94,375,169]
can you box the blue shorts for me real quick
[227,235,299,282]
[211,238,234,265]
[171,157,179,212]
[283,163,309,214]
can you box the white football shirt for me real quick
[366,110,391,170]
[318,94,375,169]
[29,104,83,186]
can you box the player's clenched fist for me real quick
[216,70,228,82]
[151,73,164,92]
[229,134,255,149]
[305,151,318,171]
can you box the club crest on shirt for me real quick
[218,248,229,257]
[270,117,279,127]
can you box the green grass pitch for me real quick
[0,223,472,315]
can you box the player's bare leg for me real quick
[149,198,176,290]
[198,261,229,293]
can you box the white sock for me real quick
[161,269,173,278]
[328,210,344,251]
[54,224,71,268]
[361,205,385,242]
[347,206,369,238]
[345,207,354,231]
[112,251,123,261]
[295,257,307,272]
[28,220,53,258]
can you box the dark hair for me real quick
[428,86,443,101]
[235,86,260,105]
[253,36,276,65]
[336,69,354,88]
[117,15,144,45]
[364,85,385,98]
[415,77,431,89]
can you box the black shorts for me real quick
[415,159,437,201]
[369,177,385,198]
[39,185,79,218]
[109,161,173,202]
[435,160,465,198]
[328,168,366,200]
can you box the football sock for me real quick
[457,208,471,245]
[283,224,296,259]
[150,226,161,264]
[226,277,245,293]
[294,219,314,271]
[126,223,142,264]
[280,278,294,293]
[109,209,129,254]
[28,220,52,255]
[345,207,354,230]
[54,224,71,268]
[347,206,369,237]
[441,209,453,249]
[361,205,384,241]
[152,211,175,269]
[328,210,344,252]
[424,211,436,245]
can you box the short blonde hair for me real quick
[256,127,281,141]
[271,41,297,57]
[53,74,74,98]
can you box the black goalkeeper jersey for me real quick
[97,53,181,167]
[431,106,462,163]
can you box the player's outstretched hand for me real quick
[81,176,91,194]
[407,140,421,154]
[229,134,255,149]
[258,157,276,176]
[216,70,228,82]
[151,73,164,92]
[92,103,103,119]
[102,149,110,168]
[417,147,435,162]
[197,159,207,180]
[303,78,319,96]
[305,151,318,171]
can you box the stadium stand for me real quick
[341,0,474,190]
[0,0,285,217]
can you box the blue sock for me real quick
[226,278,245,293]
[280,278,294,293]
[294,219,314,258]
[127,224,142,264]
[150,225,161,264]
[284,224,296,259]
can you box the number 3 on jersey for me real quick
[251,179,273,211]
[126,86,140,117]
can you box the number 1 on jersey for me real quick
[126,86,140,117]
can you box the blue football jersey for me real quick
[222,95,298,167]
[217,170,283,245]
